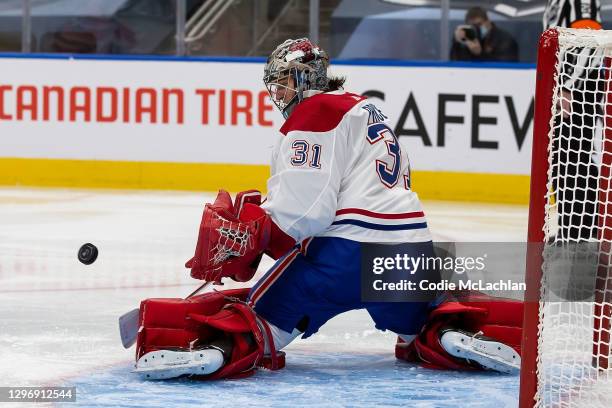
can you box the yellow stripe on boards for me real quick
[0,158,270,193]
[412,170,530,204]
[0,158,530,204]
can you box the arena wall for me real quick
[0,54,535,203]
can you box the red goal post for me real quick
[520,28,612,408]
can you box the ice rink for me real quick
[0,187,527,407]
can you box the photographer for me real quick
[450,7,518,62]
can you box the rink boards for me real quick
[0,55,535,203]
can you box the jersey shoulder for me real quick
[280,91,366,136]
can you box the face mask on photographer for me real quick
[478,25,489,39]
[466,15,491,40]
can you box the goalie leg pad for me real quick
[395,291,523,371]
[135,287,285,380]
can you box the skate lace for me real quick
[471,331,484,343]
[464,331,484,365]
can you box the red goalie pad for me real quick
[395,291,523,370]
[186,190,271,283]
[135,288,284,380]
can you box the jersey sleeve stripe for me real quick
[336,208,425,219]
[331,219,428,231]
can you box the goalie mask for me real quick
[263,38,329,118]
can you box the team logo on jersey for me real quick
[362,103,388,125]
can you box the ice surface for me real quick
[0,188,527,407]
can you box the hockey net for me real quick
[520,28,612,407]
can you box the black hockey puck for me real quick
[78,243,98,265]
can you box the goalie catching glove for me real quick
[185,190,295,283]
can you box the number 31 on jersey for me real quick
[289,123,411,190]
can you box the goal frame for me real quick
[519,28,557,408]
[519,28,612,407]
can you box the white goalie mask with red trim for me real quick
[263,38,330,118]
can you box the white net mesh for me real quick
[537,28,612,408]
[209,211,252,268]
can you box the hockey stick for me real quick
[119,281,213,349]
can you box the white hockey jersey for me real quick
[262,90,431,244]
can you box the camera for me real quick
[462,25,478,41]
